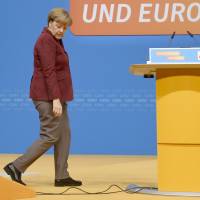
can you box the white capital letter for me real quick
[154,3,169,23]
[83,4,97,23]
[139,3,152,23]
[187,3,200,22]
[116,4,131,23]
[171,3,185,22]
[99,4,115,23]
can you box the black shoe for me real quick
[55,177,82,187]
[3,163,26,185]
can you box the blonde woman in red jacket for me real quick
[4,8,82,187]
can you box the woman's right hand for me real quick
[53,99,62,117]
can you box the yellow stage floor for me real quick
[0,154,197,200]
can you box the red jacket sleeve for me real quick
[37,36,61,100]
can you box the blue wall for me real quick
[0,0,199,155]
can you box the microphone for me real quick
[187,31,194,38]
[186,30,200,46]
[171,31,176,39]
[168,31,176,47]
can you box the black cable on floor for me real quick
[36,184,157,196]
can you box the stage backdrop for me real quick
[0,0,199,155]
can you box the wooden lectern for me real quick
[130,63,200,192]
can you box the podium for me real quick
[130,63,200,192]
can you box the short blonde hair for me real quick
[48,8,72,26]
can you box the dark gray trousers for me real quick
[13,100,71,179]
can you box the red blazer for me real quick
[30,27,73,102]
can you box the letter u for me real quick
[83,4,98,23]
